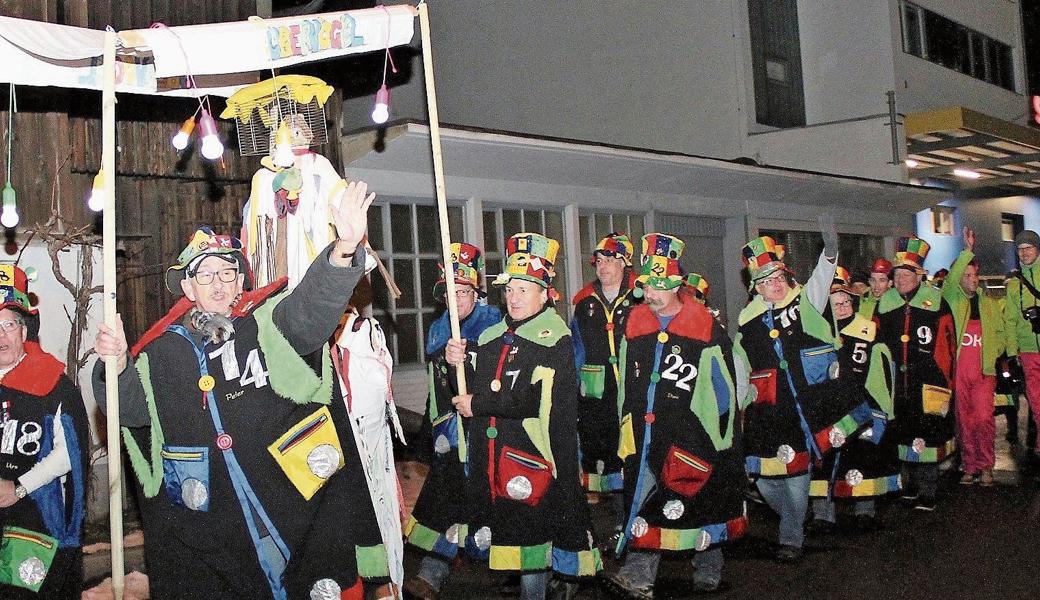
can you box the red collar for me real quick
[625,297,713,342]
[3,342,64,396]
[571,272,637,305]
[131,278,288,356]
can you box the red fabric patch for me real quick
[571,282,597,305]
[727,515,749,540]
[787,451,811,474]
[624,299,713,342]
[340,577,364,600]
[814,427,834,454]
[3,341,64,396]
[632,527,662,549]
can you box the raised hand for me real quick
[331,180,376,254]
[963,226,976,252]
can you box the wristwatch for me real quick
[14,483,27,499]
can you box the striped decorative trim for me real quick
[355,543,390,579]
[488,542,553,572]
[404,516,460,560]
[581,471,623,492]
[745,451,810,477]
[551,545,603,577]
[813,402,874,453]
[2,529,55,550]
[629,515,748,551]
[809,474,902,498]
[898,438,957,463]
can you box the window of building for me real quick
[482,207,568,311]
[900,2,1016,92]
[747,0,806,128]
[932,205,956,236]
[1002,218,1016,243]
[578,212,645,283]
[368,200,464,366]
[758,230,885,284]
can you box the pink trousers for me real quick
[955,364,996,473]
[1020,353,1040,453]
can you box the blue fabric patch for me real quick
[431,534,459,560]
[551,547,580,576]
[162,445,211,512]
[29,413,85,547]
[702,522,728,544]
[710,357,730,417]
[744,456,761,475]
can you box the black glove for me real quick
[819,214,839,260]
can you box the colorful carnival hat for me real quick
[685,272,710,300]
[166,227,250,295]
[0,263,37,315]
[892,236,930,275]
[591,232,634,267]
[434,242,485,299]
[636,233,685,290]
[493,232,559,289]
[869,258,893,276]
[830,266,854,294]
[742,236,789,290]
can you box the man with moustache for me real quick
[607,234,747,597]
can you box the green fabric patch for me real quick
[617,337,629,420]
[121,352,166,498]
[865,343,895,416]
[878,283,941,314]
[733,332,754,410]
[406,520,441,552]
[523,365,557,477]
[690,345,735,451]
[253,290,334,405]
[738,284,800,326]
[356,543,390,578]
[0,527,59,592]
[478,320,508,346]
[798,287,834,345]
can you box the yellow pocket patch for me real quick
[268,406,345,500]
[618,413,636,461]
[921,384,951,417]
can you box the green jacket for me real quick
[941,250,1009,375]
[1003,260,1040,355]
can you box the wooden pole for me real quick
[101,29,125,600]
[418,3,467,394]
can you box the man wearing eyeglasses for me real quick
[93,182,393,599]
[735,221,873,563]
[0,265,90,599]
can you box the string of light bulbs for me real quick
[2,83,19,228]
[371,5,398,125]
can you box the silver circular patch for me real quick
[18,557,46,586]
[181,477,208,511]
[596,459,605,474]
[434,434,451,455]
[631,517,649,538]
[307,444,340,479]
[474,526,492,550]
[859,427,874,440]
[845,469,864,487]
[912,437,926,453]
[828,361,840,380]
[506,475,533,500]
[446,524,460,545]
[695,530,712,552]
[662,499,685,520]
[829,429,846,448]
[309,578,341,600]
[776,444,795,465]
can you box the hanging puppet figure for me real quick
[335,308,406,593]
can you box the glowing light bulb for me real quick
[952,168,981,179]
[0,183,17,228]
[172,117,196,150]
[272,121,295,168]
[87,170,106,212]
[198,110,223,160]
[904,159,919,168]
[371,84,390,125]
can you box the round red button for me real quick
[644,413,656,424]
[604,323,615,331]
[216,433,233,450]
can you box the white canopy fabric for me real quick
[0,5,416,97]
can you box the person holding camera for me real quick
[1004,229,1040,470]
[942,227,1010,486]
